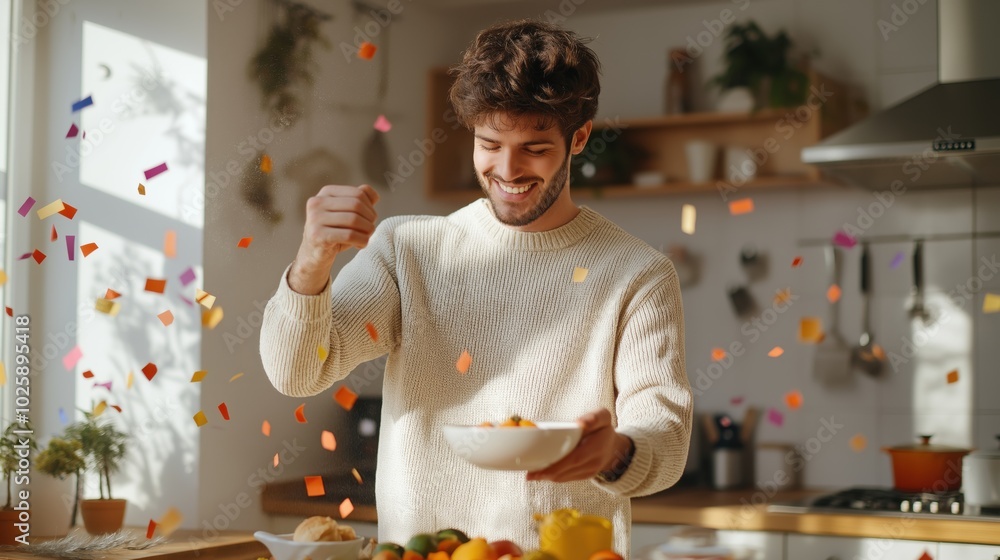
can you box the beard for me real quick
[477,155,571,227]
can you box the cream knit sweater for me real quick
[260,199,692,556]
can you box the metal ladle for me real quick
[852,242,884,376]
[908,239,933,323]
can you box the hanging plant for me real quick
[241,152,283,224]
[247,0,333,124]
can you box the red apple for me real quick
[490,540,523,558]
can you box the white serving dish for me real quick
[442,421,583,471]
[253,530,365,560]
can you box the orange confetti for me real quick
[946,369,959,384]
[219,402,230,420]
[164,230,177,258]
[262,420,271,437]
[321,430,336,451]
[80,243,98,257]
[872,344,886,360]
[791,256,803,268]
[58,203,78,220]
[334,386,358,411]
[31,250,46,264]
[260,154,272,174]
[768,346,785,358]
[82,370,94,379]
[798,317,823,343]
[237,237,253,248]
[105,288,121,299]
[273,453,279,467]
[305,476,325,497]
[157,507,183,538]
[138,183,146,196]
[157,310,174,326]
[202,307,223,329]
[146,519,157,539]
[193,411,207,427]
[850,434,868,453]
[351,468,363,484]
[365,322,379,342]
[340,498,354,518]
[827,284,842,304]
[229,372,244,382]
[358,41,377,60]
[295,403,307,423]
[110,405,122,413]
[5,307,11,317]
[728,198,755,215]
[145,278,166,293]
[711,348,727,362]
[50,225,58,242]
[190,370,207,382]
[142,362,157,381]
[785,390,804,410]
[456,349,472,374]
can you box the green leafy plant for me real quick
[66,411,128,501]
[36,437,85,527]
[711,21,810,109]
[0,422,37,510]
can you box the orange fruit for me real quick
[438,539,462,554]
[517,419,536,427]
[402,551,425,560]
[479,422,494,427]
[373,552,402,560]
[589,551,623,560]
[427,553,450,560]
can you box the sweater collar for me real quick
[467,198,601,251]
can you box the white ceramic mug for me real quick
[724,146,758,184]
[685,140,717,184]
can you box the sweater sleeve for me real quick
[596,260,692,497]
[259,219,402,397]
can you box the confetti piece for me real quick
[260,154,272,174]
[373,114,392,133]
[572,267,589,283]
[51,225,58,242]
[295,403,307,423]
[305,476,325,497]
[890,251,905,269]
[32,250,46,264]
[66,123,79,138]
[0,270,6,286]
[36,199,66,219]
[340,498,354,518]
[351,468,363,484]
[850,434,868,453]
[190,370,207,383]
[711,348,727,362]
[983,293,1000,313]
[827,284,842,304]
[219,402,230,420]
[95,296,122,314]
[195,289,216,308]
[17,197,35,217]
[71,95,93,112]
[137,183,146,196]
[776,287,795,306]
[193,411,207,427]
[767,407,784,427]
[202,307,223,329]
[93,401,107,417]
[110,404,121,413]
[321,430,336,451]
[80,243,98,257]
[680,204,696,235]
[791,256,803,268]
[358,41,377,59]
[335,386,358,411]
[127,372,134,389]
[157,507,183,538]
[785,390,804,410]
[229,372,244,382]
[918,551,933,560]
[237,236,253,248]
[63,346,82,370]
[94,381,112,391]
[730,396,745,406]
[66,235,75,261]
[0,364,5,386]
[5,307,11,317]
[273,453,279,467]
[157,310,174,326]
[164,230,177,258]
[798,317,823,343]
[59,408,68,425]
[105,288,121,299]
[365,322,379,342]
[59,203,78,219]
[318,345,328,362]
[179,267,196,286]
[455,349,473,374]
[145,278,166,293]
[262,420,271,437]
[768,346,785,358]
[82,370,94,379]
[728,198,754,215]
[146,519,157,539]
[872,344,886,360]
[142,362,157,381]
[832,230,857,249]
[946,369,959,384]
[144,162,168,180]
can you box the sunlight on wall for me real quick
[80,20,206,229]
[0,0,10,176]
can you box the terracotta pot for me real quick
[883,435,972,492]
[80,499,126,535]
[0,508,24,545]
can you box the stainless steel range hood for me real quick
[801,0,1000,189]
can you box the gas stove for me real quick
[768,487,1000,520]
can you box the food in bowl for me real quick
[479,415,538,428]
[293,515,357,542]
[442,421,582,471]
[254,517,365,560]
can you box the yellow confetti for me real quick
[127,371,134,389]
[260,154,273,174]
[193,411,208,427]
[229,372,244,382]
[318,345,328,362]
[190,370,207,383]
[202,307,223,329]
[572,267,589,283]
[95,298,121,316]
[0,363,5,386]
[850,434,868,453]
[157,507,184,538]
[0,269,6,286]
[351,468,363,484]
[798,317,823,343]
[456,349,472,374]
[774,288,792,305]
[983,293,1000,313]
[195,289,216,309]
[946,369,959,384]
[36,199,66,219]
[768,346,785,358]
[137,183,146,195]
[93,401,107,417]
[681,204,696,235]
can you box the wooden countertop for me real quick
[0,528,269,560]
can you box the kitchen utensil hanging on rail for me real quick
[852,242,884,377]
[814,245,853,388]
[908,239,934,323]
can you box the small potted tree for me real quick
[0,422,37,545]
[66,411,129,535]
[711,20,811,110]
[35,436,86,530]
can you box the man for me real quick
[260,19,691,555]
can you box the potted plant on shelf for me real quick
[66,411,129,535]
[35,435,86,530]
[711,20,811,111]
[0,422,36,545]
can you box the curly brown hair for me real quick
[448,19,601,148]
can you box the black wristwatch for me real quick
[594,437,636,483]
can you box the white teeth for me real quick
[495,180,535,194]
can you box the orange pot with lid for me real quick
[882,435,973,492]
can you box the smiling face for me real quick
[474,113,592,232]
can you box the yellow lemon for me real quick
[452,538,497,560]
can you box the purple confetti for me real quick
[890,251,905,269]
[179,295,195,307]
[62,345,83,370]
[17,197,36,217]
[94,381,112,391]
[17,252,32,260]
[59,407,68,425]
[143,162,168,180]
[66,123,79,138]
[179,266,196,286]
[832,231,857,249]
[71,95,93,112]
[66,235,76,261]
[767,407,785,427]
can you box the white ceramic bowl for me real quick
[253,531,365,560]
[442,421,583,471]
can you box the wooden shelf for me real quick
[593,108,793,131]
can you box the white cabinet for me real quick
[787,534,937,560]
[630,525,783,560]
[939,543,1000,560]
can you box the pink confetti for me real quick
[179,295,195,307]
[373,114,392,133]
[94,381,112,391]
[143,162,168,180]
[62,345,83,370]
[730,396,745,406]
[66,235,76,261]
[179,267,196,286]
[17,252,32,260]
[17,197,36,217]
[890,251,905,269]
[66,123,79,138]
[767,407,785,427]
[832,230,857,249]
